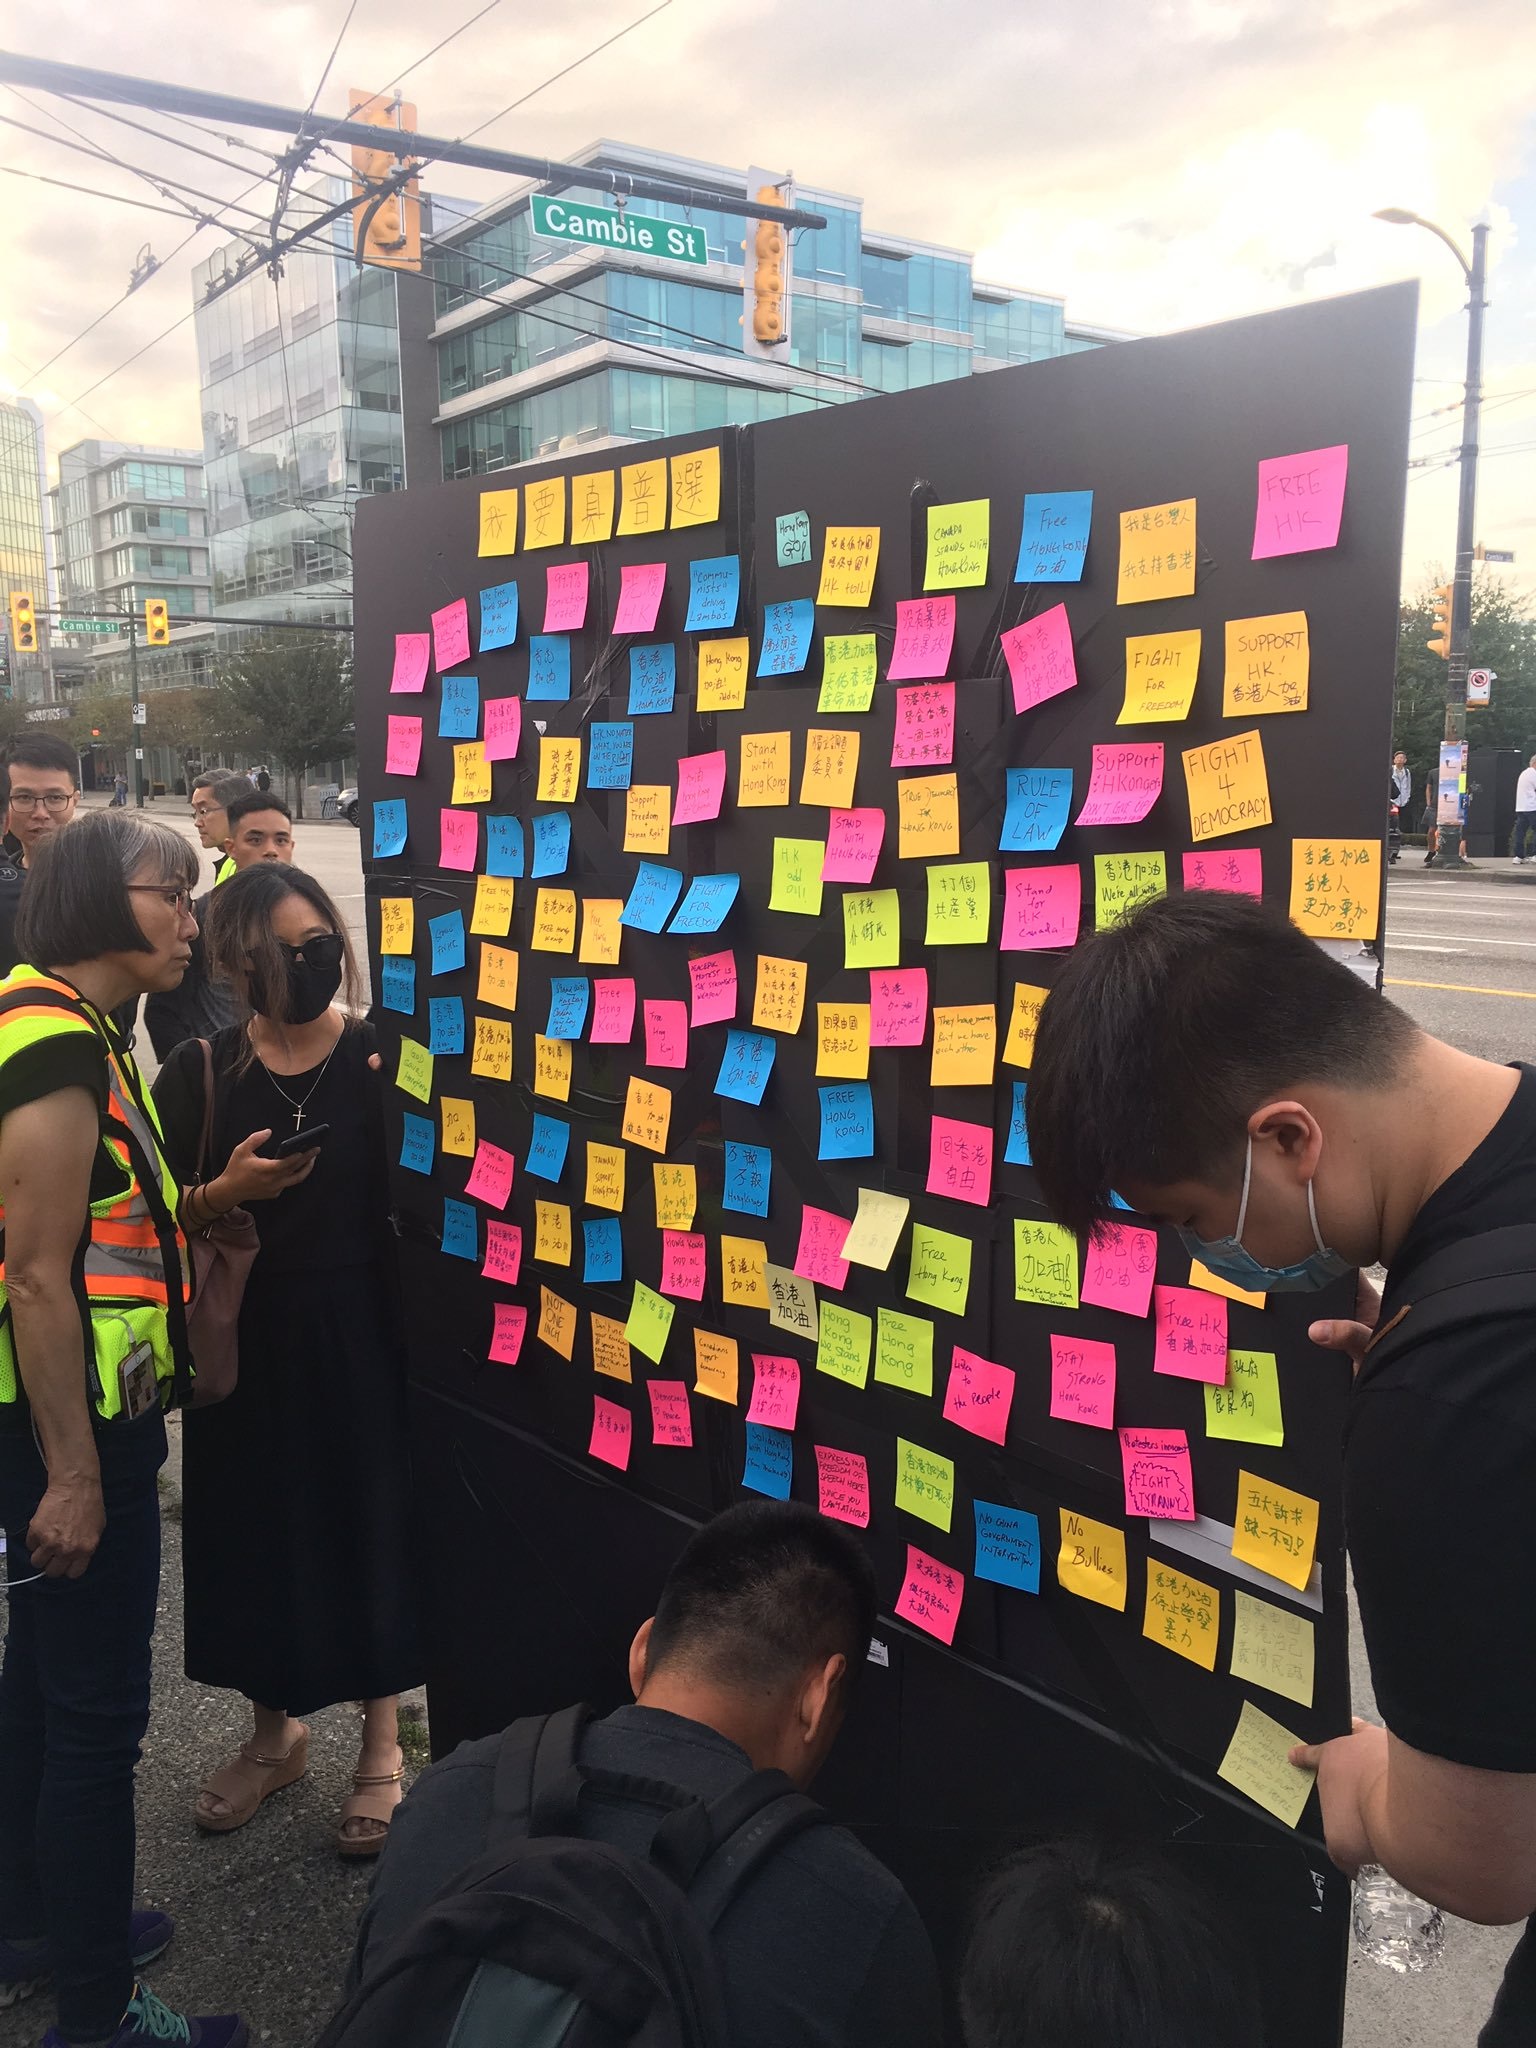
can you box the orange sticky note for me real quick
[477,943,519,1011]
[800,728,860,809]
[537,736,582,804]
[898,773,960,858]
[591,1310,632,1381]
[1232,1469,1320,1592]
[622,1075,672,1153]
[1001,982,1047,1069]
[585,1142,626,1212]
[624,785,671,856]
[532,1034,572,1102]
[693,1328,739,1404]
[930,1004,996,1087]
[538,1284,576,1358]
[532,888,577,953]
[470,1015,512,1081]
[753,955,808,1035]
[579,898,623,966]
[817,1001,870,1079]
[738,731,791,808]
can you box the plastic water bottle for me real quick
[1351,1864,1445,1973]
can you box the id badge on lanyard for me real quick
[118,1340,158,1421]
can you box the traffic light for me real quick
[1426,581,1453,660]
[145,598,169,646]
[748,184,787,348]
[349,90,422,271]
[8,592,37,654]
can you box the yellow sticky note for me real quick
[451,741,492,806]
[770,838,825,916]
[1230,1589,1316,1708]
[591,1310,632,1382]
[531,889,576,955]
[523,474,566,550]
[906,1223,972,1316]
[924,499,989,591]
[537,736,581,804]
[721,1234,769,1310]
[816,525,880,607]
[875,1308,934,1395]
[817,1301,872,1387]
[698,636,749,712]
[842,888,900,968]
[1232,1468,1320,1592]
[1095,851,1167,929]
[898,773,960,858]
[476,943,519,1012]
[1143,1563,1220,1670]
[1189,1256,1266,1309]
[624,786,671,856]
[816,1002,870,1079]
[1119,630,1201,725]
[618,457,668,537]
[1116,498,1197,604]
[532,1033,571,1101]
[534,1200,572,1267]
[843,1187,910,1271]
[570,469,615,544]
[1217,1701,1315,1828]
[925,861,991,946]
[753,955,807,1034]
[1289,839,1380,941]
[895,1437,954,1533]
[1223,611,1309,716]
[1014,1219,1079,1308]
[1205,1350,1285,1446]
[579,898,622,967]
[471,1015,513,1082]
[586,1142,626,1212]
[477,486,518,557]
[626,1280,674,1365]
[819,633,878,713]
[653,1161,696,1231]
[396,1035,433,1102]
[800,729,860,809]
[622,1075,671,1153]
[470,875,514,938]
[766,1262,819,1339]
[930,1004,996,1087]
[739,731,791,808]
[538,1285,577,1359]
[379,897,414,955]
[1002,982,1048,1070]
[441,1096,476,1158]
[669,446,721,530]
[1183,730,1271,843]
[692,1327,739,1404]
[1057,1508,1128,1611]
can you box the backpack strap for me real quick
[660,1772,830,1932]
[1361,1224,1536,1386]
[487,1705,591,1852]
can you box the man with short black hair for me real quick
[220,792,293,870]
[189,775,251,890]
[349,1501,942,2048]
[4,739,80,872]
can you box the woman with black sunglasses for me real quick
[152,864,421,1859]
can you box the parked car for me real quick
[337,785,360,825]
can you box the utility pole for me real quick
[127,610,144,810]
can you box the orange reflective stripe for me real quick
[91,1218,163,1249]
[84,1274,170,1305]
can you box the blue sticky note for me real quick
[583,1216,623,1284]
[1000,768,1073,853]
[400,1112,435,1176]
[545,976,590,1041]
[532,812,572,878]
[628,643,677,714]
[372,799,407,858]
[1109,1189,1132,1211]
[480,578,520,650]
[685,555,741,632]
[620,862,684,932]
[1005,1082,1031,1166]
[379,956,416,1015]
[743,1423,794,1500]
[486,814,525,878]
[819,1081,875,1161]
[429,996,465,1057]
[1015,491,1093,584]
[715,1029,776,1107]
[667,872,740,935]
[588,721,635,791]
[526,1113,571,1182]
[527,635,571,701]
[438,674,480,739]
[973,1501,1042,1593]
[723,1141,771,1218]
[429,910,466,975]
[756,598,815,678]
[442,1198,479,1262]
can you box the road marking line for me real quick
[1385,978,1536,1000]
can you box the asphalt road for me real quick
[1383,859,1536,1060]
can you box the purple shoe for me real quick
[42,1980,247,2047]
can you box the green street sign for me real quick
[58,618,118,634]
[530,194,708,268]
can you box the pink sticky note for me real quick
[748,1354,801,1431]
[673,750,727,826]
[1252,443,1348,559]
[614,561,666,636]
[483,696,523,762]
[926,1116,994,1208]
[439,808,478,871]
[815,1445,871,1527]
[1119,1426,1196,1520]
[1001,602,1077,714]
[391,632,431,694]
[1001,865,1081,949]
[1074,743,1164,826]
[1182,847,1262,897]
[432,599,471,671]
[543,561,589,633]
[942,1347,1015,1446]
[895,1544,964,1645]
[1048,1334,1117,1428]
[868,967,928,1047]
[385,715,423,777]
[891,683,955,769]
[1080,1223,1157,1318]
[649,1380,693,1447]
[590,978,637,1045]
[794,1205,851,1291]
[659,1232,707,1301]
[464,1139,515,1211]
[887,595,956,681]
[590,1394,632,1470]
[1152,1284,1229,1384]
[489,1302,527,1365]
[822,808,886,884]
[644,999,689,1069]
[483,1221,523,1286]
[688,951,737,1027]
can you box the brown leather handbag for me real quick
[184,1038,258,1407]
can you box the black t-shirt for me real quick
[1346,1064,1536,1771]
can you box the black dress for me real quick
[154,1021,422,1713]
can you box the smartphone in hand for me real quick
[260,1123,331,1160]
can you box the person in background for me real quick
[1512,753,1536,864]
[110,774,128,810]
[253,767,271,796]
[1389,750,1412,864]
[152,864,420,1858]
[0,762,23,976]
[4,738,80,873]
[220,791,294,870]
[189,774,251,890]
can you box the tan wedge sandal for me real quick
[337,1746,404,1859]
[194,1726,309,1833]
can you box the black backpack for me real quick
[1357,1224,1536,1389]
[318,1704,829,2048]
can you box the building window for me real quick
[106,461,193,502]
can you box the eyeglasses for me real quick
[10,791,75,814]
[127,885,194,914]
[190,802,223,820]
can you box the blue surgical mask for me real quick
[1178,1135,1352,1294]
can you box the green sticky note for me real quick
[819,633,878,713]
[770,837,826,916]
[626,1280,676,1365]
[396,1035,434,1103]
[843,887,902,968]
[1204,1349,1285,1446]
[874,1307,934,1396]
[925,861,992,946]
[924,498,990,590]
[816,1301,873,1387]
[1094,850,1168,930]
[1013,1219,1079,1308]
[906,1223,972,1316]
[895,1436,955,1534]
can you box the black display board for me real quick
[355,283,1417,2047]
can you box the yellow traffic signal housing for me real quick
[1426,581,1453,660]
[145,598,170,646]
[350,90,422,271]
[750,185,787,347]
[8,592,37,654]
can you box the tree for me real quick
[1393,573,1536,818]
[209,632,354,818]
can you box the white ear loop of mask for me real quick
[1233,1134,1329,1257]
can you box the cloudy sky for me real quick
[3,0,1533,590]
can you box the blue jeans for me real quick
[1513,812,1536,860]
[0,1408,166,2041]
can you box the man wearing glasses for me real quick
[0,742,81,978]
[188,774,253,891]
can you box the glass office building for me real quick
[0,396,55,703]
[48,440,211,637]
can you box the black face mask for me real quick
[250,934,344,1023]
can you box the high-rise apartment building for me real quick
[0,396,53,703]
[48,440,211,640]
